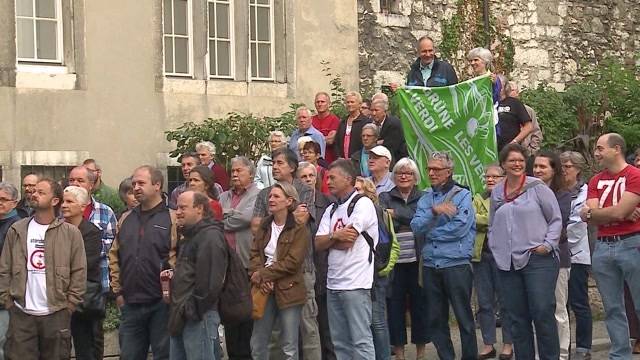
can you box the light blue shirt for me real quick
[369,172,395,195]
[488,177,562,271]
[420,61,434,86]
[288,126,326,160]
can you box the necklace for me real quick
[504,174,526,202]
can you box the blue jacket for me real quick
[410,182,476,268]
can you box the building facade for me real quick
[0,0,360,189]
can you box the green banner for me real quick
[395,75,498,194]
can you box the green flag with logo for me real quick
[395,75,498,194]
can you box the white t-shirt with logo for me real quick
[17,219,52,315]
[317,192,378,290]
[264,221,284,267]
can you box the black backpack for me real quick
[329,194,392,275]
[218,240,253,325]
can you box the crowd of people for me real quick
[0,35,639,360]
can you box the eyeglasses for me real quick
[485,175,505,179]
[0,197,16,203]
[396,172,414,178]
[427,167,450,172]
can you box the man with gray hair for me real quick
[370,94,408,162]
[351,123,380,177]
[391,36,458,91]
[219,156,261,360]
[196,141,230,190]
[289,106,326,160]
[411,152,477,359]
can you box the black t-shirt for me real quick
[497,97,530,150]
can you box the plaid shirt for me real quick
[88,198,117,293]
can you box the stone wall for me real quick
[358,0,639,94]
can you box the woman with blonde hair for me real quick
[335,92,371,159]
[250,182,310,360]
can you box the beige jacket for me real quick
[0,217,86,312]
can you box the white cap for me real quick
[369,145,392,161]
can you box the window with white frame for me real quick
[15,0,63,63]
[208,0,233,78]
[163,0,192,76]
[249,0,274,80]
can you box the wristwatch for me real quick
[586,209,593,221]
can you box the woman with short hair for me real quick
[489,143,562,360]
[61,186,104,360]
[560,151,593,358]
[250,182,310,360]
[378,158,429,360]
[467,47,501,104]
[335,92,371,159]
[473,164,513,359]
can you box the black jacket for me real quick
[115,201,173,304]
[378,115,408,162]
[406,57,458,87]
[379,186,425,257]
[335,114,371,159]
[78,220,103,284]
[312,191,335,296]
[170,218,226,324]
[15,199,32,219]
[555,190,572,269]
[0,212,21,257]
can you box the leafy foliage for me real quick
[321,60,348,119]
[165,108,298,170]
[440,0,515,75]
[520,59,640,161]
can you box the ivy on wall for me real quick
[440,0,515,76]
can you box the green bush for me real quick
[165,107,299,170]
[520,58,640,158]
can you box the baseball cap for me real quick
[369,146,392,161]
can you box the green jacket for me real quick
[378,210,400,277]
[472,193,490,262]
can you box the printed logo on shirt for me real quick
[597,177,626,208]
[497,106,512,113]
[28,238,46,272]
[333,218,345,233]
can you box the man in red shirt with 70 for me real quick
[580,133,640,359]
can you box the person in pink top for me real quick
[311,92,341,164]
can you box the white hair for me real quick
[64,186,90,206]
[268,130,286,142]
[371,98,389,111]
[297,136,314,147]
[195,141,216,155]
[295,106,311,117]
[345,91,363,104]
[467,47,493,69]
[371,92,388,103]
[392,158,421,184]
[297,161,317,177]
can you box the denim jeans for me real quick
[327,289,375,360]
[251,295,302,360]
[591,235,640,359]
[388,262,429,347]
[316,293,336,360]
[371,277,390,360]
[423,264,477,360]
[170,309,220,360]
[0,309,8,360]
[118,300,170,360]
[498,253,559,360]
[568,263,592,352]
[473,252,512,346]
